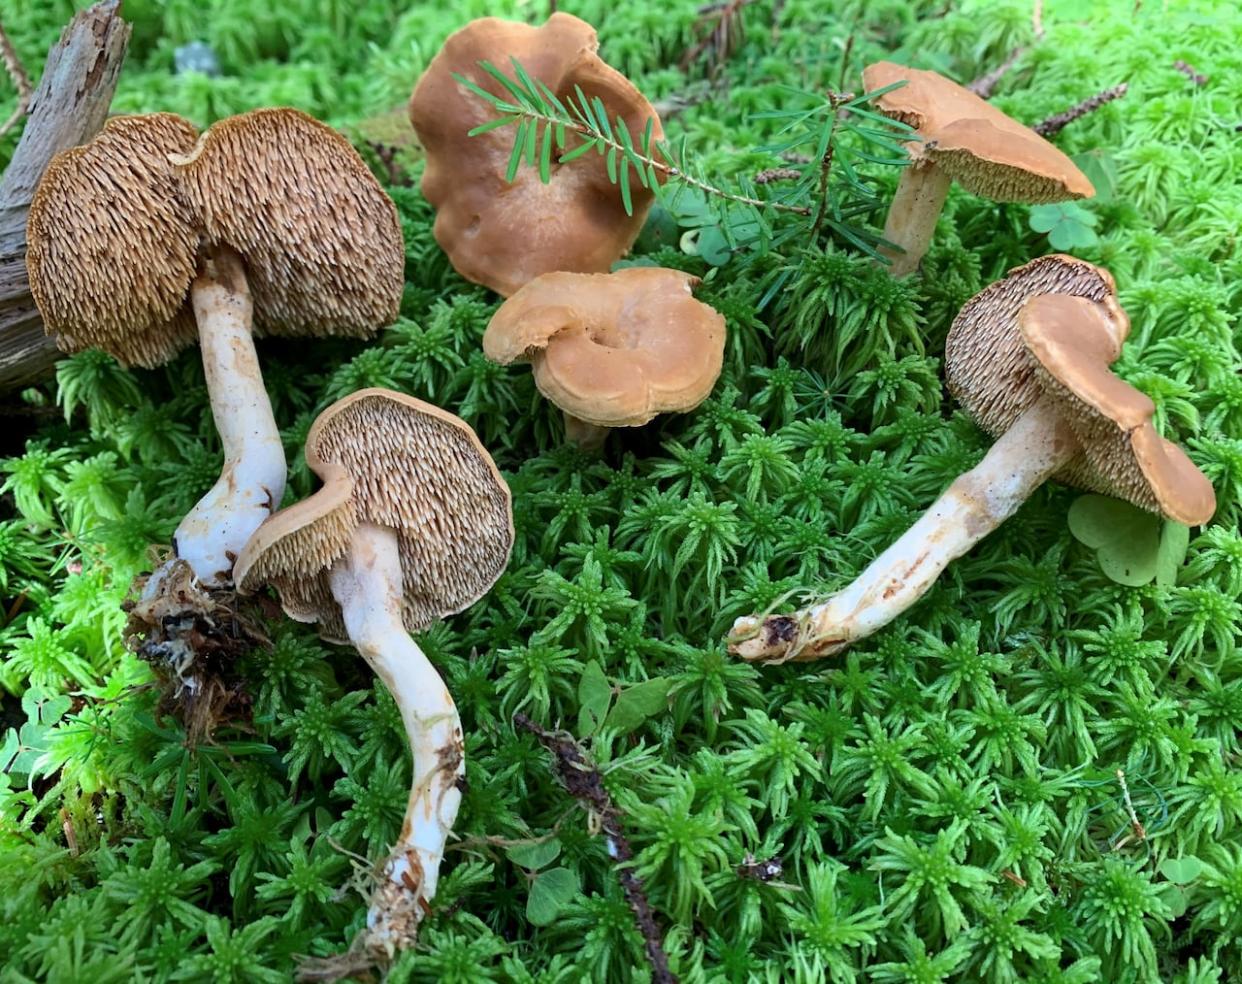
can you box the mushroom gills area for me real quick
[729,397,1080,662]
[327,521,465,955]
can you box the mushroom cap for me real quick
[171,107,404,339]
[482,267,726,427]
[409,13,663,297]
[235,388,514,644]
[27,113,202,368]
[1020,294,1216,525]
[862,61,1094,203]
[945,254,1122,437]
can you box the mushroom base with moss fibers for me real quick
[878,158,952,277]
[728,397,1077,663]
[328,521,465,957]
[125,247,286,722]
[563,412,610,450]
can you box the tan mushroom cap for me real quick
[410,13,662,297]
[1021,294,1216,526]
[862,62,1094,203]
[234,389,514,644]
[27,113,201,368]
[483,267,726,428]
[171,107,404,339]
[945,254,1121,437]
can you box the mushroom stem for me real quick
[328,521,465,956]
[728,397,1079,663]
[563,411,610,450]
[171,246,287,586]
[878,159,952,277]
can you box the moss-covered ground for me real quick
[2,0,1241,980]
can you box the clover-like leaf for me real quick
[1068,494,1162,586]
[604,677,672,735]
[1159,856,1203,885]
[1072,150,1119,204]
[526,867,580,926]
[507,838,563,871]
[1029,201,1099,251]
[577,660,613,737]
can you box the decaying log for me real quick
[0,0,130,394]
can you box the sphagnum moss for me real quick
[2,0,1241,981]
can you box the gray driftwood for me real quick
[0,0,130,394]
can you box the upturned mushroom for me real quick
[26,108,403,704]
[409,13,662,296]
[728,255,1215,663]
[234,388,514,957]
[863,61,1095,277]
[482,267,727,449]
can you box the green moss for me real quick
[2,0,1241,980]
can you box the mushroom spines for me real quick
[410,14,662,297]
[238,389,514,641]
[862,61,1094,203]
[27,112,202,367]
[170,108,404,340]
[945,254,1117,438]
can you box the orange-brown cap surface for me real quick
[945,254,1121,437]
[235,389,514,644]
[171,107,404,339]
[27,113,201,367]
[410,13,662,297]
[1020,294,1216,525]
[862,62,1094,203]
[483,267,726,427]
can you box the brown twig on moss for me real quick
[680,0,755,79]
[513,713,678,984]
[0,17,33,139]
[967,46,1026,99]
[1033,82,1129,136]
[1173,60,1207,86]
[754,166,800,185]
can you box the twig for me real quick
[967,47,1026,99]
[513,713,678,984]
[809,91,852,238]
[1173,60,1207,86]
[59,807,79,856]
[1033,82,1128,136]
[754,166,800,185]
[0,18,33,139]
[1032,0,1045,39]
[1111,768,1148,851]
[680,0,755,79]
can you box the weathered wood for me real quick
[0,0,130,393]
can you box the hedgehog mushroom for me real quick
[234,389,514,957]
[410,12,663,296]
[863,61,1094,276]
[27,109,403,696]
[728,256,1215,663]
[482,267,726,449]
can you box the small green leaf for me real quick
[1068,494,1162,586]
[1159,882,1190,919]
[577,660,612,736]
[506,838,562,871]
[604,678,671,735]
[1159,856,1204,884]
[526,867,579,926]
[1072,149,1120,204]
[1029,201,1099,251]
[1155,521,1190,586]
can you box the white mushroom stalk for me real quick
[167,247,286,586]
[328,521,465,957]
[729,397,1079,663]
[878,161,952,277]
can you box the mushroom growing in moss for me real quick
[235,388,514,957]
[26,108,403,723]
[728,256,1215,663]
[483,267,726,449]
[409,12,662,296]
[863,62,1095,277]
